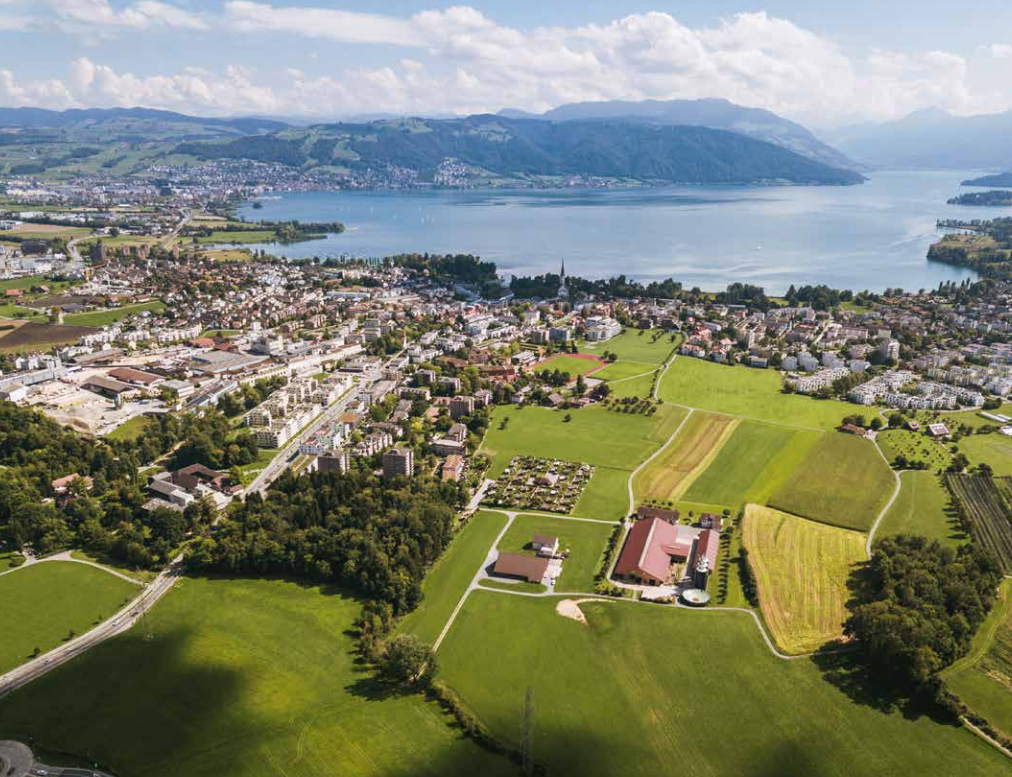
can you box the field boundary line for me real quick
[668,416,740,502]
[626,407,695,519]
[866,439,902,558]
[963,718,1012,761]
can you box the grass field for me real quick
[497,514,613,593]
[682,422,820,510]
[573,465,631,521]
[195,229,277,244]
[0,577,514,777]
[943,579,1012,739]
[0,303,45,319]
[482,404,686,478]
[0,225,91,240]
[876,471,967,548]
[64,300,165,327]
[398,510,508,644]
[769,433,895,531]
[877,429,951,470]
[634,412,738,502]
[437,592,1009,776]
[743,505,867,654]
[0,561,138,674]
[105,415,153,442]
[956,433,1012,476]
[606,371,655,399]
[533,354,604,377]
[658,357,852,430]
[581,329,677,365]
[591,360,656,381]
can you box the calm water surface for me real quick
[236,170,1007,294]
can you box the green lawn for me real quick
[607,372,655,399]
[877,429,951,470]
[398,510,508,644]
[0,274,74,295]
[574,465,631,521]
[534,354,604,376]
[195,229,277,244]
[581,329,678,365]
[658,357,852,430]
[437,592,1009,776]
[0,303,45,319]
[956,432,1012,476]
[481,404,686,478]
[64,300,166,327]
[0,561,138,674]
[769,433,896,532]
[0,577,515,777]
[682,421,820,510]
[497,514,613,593]
[876,471,968,548]
[592,360,656,381]
[105,415,153,442]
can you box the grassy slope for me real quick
[591,360,656,381]
[743,505,866,654]
[876,471,968,548]
[481,404,685,478]
[634,411,738,502]
[658,357,852,430]
[0,561,138,674]
[438,592,1009,777]
[574,466,630,521]
[581,329,677,365]
[534,354,603,376]
[607,372,654,398]
[0,577,514,777]
[769,433,895,532]
[105,414,153,442]
[63,300,165,327]
[398,510,508,644]
[957,433,1012,477]
[497,514,613,593]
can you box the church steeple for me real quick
[560,260,565,280]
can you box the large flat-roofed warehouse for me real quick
[187,350,268,375]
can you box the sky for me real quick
[1,0,1011,127]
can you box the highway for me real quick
[0,556,184,699]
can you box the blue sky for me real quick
[1,0,1010,126]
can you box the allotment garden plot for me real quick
[742,505,867,655]
[484,456,594,513]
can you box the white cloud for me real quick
[41,0,207,32]
[987,43,1012,59]
[0,7,1002,124]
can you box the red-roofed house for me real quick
[614,517,694,585]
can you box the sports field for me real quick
[482,404,686,478]
[634,412,737,502]
[581,328,677,365]
[0,577,514,777]
[877,429,950,470]
[437,592,1008,776]
[398,510,508,644]
[876,471,967,548]
[682,421,820,509]
[742,505,867,654]
[769,433,895,531]
[658,357,852,430]
[497,513,613,592]
[533,353,604,377]
[0,561,138,674]
[943,579,1012,739]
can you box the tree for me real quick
[379,634,436,686]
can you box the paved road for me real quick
[0,556,183,699]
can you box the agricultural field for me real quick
[591,360,656,382]
[769,433,895,532]
[943,580,1012,740]
[398,510,508,644]
[0,274,76,295]
[481,404,686,478]
[0,577,515,777]
[682,422,820,510]
[946,474,1012,573]
[742,505,867,654]
[658,356,852,430]
[0,321,96,353]
[194,229,277,244]
[581,328,678,365]
[533,353,605,377]
[497,513,613,593]
[876,471,966,548]
[0,561,139,675]
[573,465,631,521]
[605,371,654,399]
[955,432,1012,476]
[635,412,739,503]
[63,300,166,327]
[0,303,45,319]
[437,592,1009,777]
[876,429,950,470]
[0,224,91,240]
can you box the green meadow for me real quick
[437,592,1009,777]
[64,300,166,327]
[658,356,852,430]
[769,433,896,532]
[592,360,656,381]
[876,471,967,548]
[534,354,604,376]
[581,328,678,365]
[956,432,1012,476]
[497,513,613,592]
[0,561,138,674]
[0,577,514,777]
[574,465,632,521]
[877,429,950,470]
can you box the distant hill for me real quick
[962,172,1012,187]
[174,114,864,186]
[497,98,857,171]
[827,108,1012,169]
[0,106,288,138]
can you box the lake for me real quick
[235,170,1005,295]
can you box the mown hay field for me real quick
[635,412,738,502]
